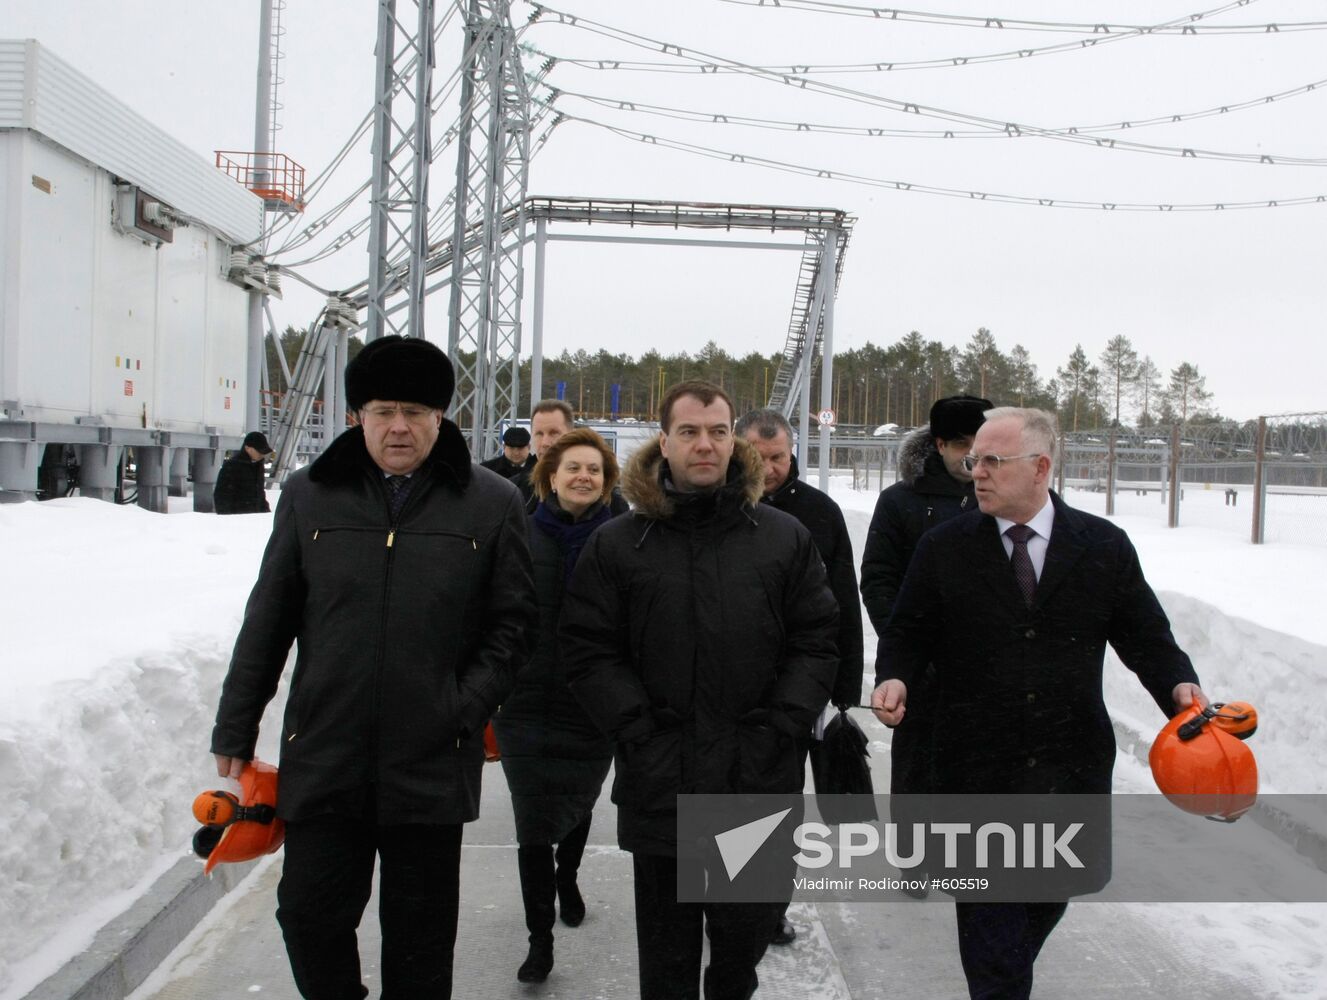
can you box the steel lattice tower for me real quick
[364,0,530,457]
[444,0,531,456]
[365,0,437,343]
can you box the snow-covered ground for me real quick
[1,480,1324,998]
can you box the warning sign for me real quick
[124,380,134,397]
[224,396,232,410]
[817,408,836,427]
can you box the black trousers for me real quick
[633,852,783,1000]
[276,816,463,1000]
[954,901,1068,1000]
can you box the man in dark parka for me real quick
[560,381,839,1000]
[212,431,273,514]
[860,394,991,806]
[210,336,536,1000]
[872,406,1205,1000]
[736,407,863,946]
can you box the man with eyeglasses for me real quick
[871,406,1205,1000]
[210,335,536,999]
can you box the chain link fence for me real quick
[1058,413,1327,546]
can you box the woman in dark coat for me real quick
[491,427,620,983]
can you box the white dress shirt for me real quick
[995,496,1055,581]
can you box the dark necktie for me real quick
[1005,523,1038,607]
[386,475,412,520]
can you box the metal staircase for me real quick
[767,223,853,417]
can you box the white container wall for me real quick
[1,130,251,436]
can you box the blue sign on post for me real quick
[556,381,566,401]
[611,382,621,419]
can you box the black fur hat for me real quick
[929,394,993,441]
[345,335,455,411]
[502,426,531,447]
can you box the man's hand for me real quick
[1172,682,1208,712]
[870,679,907,727]
[213,754,246,780]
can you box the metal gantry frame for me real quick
[523,197,853,487]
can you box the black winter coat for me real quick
[211,421,536,825]
[492,501,615,763]
[860,426,976,793]
[763,455,864,708]
[559,438,840,855]
[859,426,975,634]
[213,453,270,515]
[481,452,536,482]
[878,493,1198,795]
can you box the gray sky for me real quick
[5,0,1325,420]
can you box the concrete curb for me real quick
[21,856,257,1000]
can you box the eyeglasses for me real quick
[962,452,1043,473]
[362,404,436,422]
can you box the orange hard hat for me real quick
[191,759,285,874]
[1149,702,1258,822]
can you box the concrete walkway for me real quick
[121,712,1266,1000]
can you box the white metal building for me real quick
[0,39,264,509]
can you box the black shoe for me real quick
[771,916,796,946]
[557,880,586,927]
[517,938,554,983]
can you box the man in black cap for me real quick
[859,394,993,860]
[481,425,536,481]
[212,431,274,514]
[210,335,536,1000]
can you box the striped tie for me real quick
[1005,523,1038,607]
[386,475,412,520]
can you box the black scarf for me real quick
[533,496,613,584]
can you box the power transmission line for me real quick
[558,111,1327,211]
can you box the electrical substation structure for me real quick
[1,2,854,506]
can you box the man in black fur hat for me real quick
[210,335,536,1000]
[859,395,993,826]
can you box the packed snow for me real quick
[1,479,1324,998]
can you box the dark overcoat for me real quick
[480,452,536,482]
[763,455,864,708]
[559,438,840,855]
[213,453,270,515]
[211,421,536,824]
[878,492,1198,795]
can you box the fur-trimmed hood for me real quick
[897,424,938,486]
[620,435,765,520]
[307,419,474,489]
